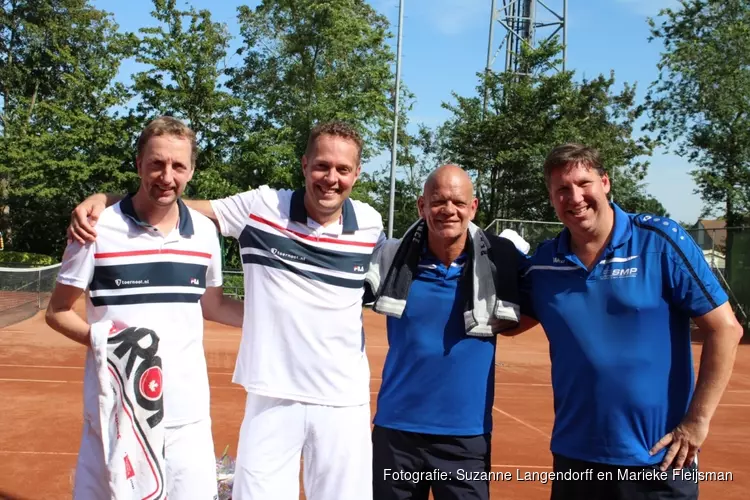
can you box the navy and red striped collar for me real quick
[120,193,194,237]
[289,188,359,233]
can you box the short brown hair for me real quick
[543,143,605,185]
[136,116,198,169]
[305,121,364,163]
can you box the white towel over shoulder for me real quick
[90,320,167,500]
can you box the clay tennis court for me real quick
[1,298,748,499]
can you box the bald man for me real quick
[365,165,522,500]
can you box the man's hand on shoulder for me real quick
[68,192,120,245]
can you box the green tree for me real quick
[644,0,750,228]
[435,39,665,228]
[227,0,396,189]
[132,0,240,198]
[0,0,135,256]
[645,0,750,323]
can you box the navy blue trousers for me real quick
[550,453,699,500]
[372,425,491,500]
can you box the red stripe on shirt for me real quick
[249,214,377,248]
[94,249,211,259]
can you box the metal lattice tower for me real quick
[485,0,567,77]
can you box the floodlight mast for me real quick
[483,0,567,115]
[387,0,405,239]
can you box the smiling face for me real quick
[418,165,478,243]
[301,133,361,225]
[136,135,194,207]
[547,161,611,236]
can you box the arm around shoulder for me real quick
[182,199,217,225]
[192,188,262,240]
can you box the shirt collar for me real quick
[556,202,632,256]
[120,193,194,237]
[289,187,359,233]
[420,237,467,267]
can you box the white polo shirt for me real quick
[211,186,384,406]
[57,195,222,427]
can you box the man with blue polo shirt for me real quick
[519,143,744,499]
[366,165,522,500]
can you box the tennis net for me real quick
[0,263,61,328]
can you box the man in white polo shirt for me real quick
[47,116,244,499]
[67,121,384,500]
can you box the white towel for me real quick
[90,320,167,500]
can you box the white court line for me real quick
[0,364,236,376]
[492,406,550,439]
[0,378,80,384]
[0,364,81,370]
[0,450,77,456]
[0,378,243,391]
[0,450,554,470]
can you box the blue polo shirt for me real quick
[520,203,728,466]
[374,252,497,436]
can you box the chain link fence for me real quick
[685,227,750,333]
[484,218,564,251]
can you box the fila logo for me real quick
[353,265,365,272]
[602,267,638,279]
[553,257,566,264]
[190,278,199,285]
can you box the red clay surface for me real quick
[1,299,749,499]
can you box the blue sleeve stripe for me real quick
[633,220,719,310]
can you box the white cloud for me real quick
[616,0,680,17]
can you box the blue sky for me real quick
[93,0,706,224]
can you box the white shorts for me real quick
[73,417,218,499]
[232,393,372,500]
